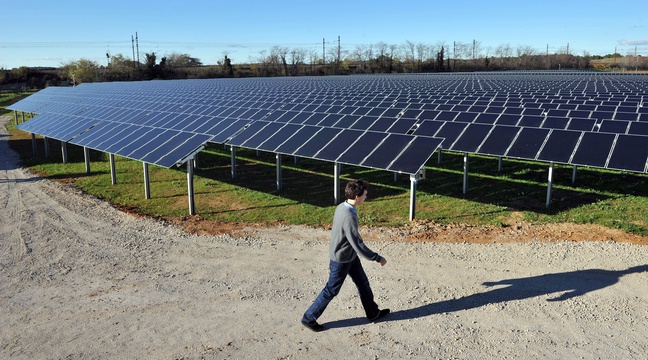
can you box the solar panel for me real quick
[505,127,551,160]
[336,131,388,165]
[606,134,648,173]
[537,129,582,163]
[449,123,493,153]
[571,132,616,168]
[10,72,648,176]
[477,125,521,156]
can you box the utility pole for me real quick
[131,35,136,65]
[136,32,140,68]
[337,35,341,68]
[472,39,475,59]
[322,38,326,65]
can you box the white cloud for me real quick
[619,39,648,46]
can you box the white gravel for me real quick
[2,116,648,359]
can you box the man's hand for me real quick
[379,258,387,266]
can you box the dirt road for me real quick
[2,116,647,359]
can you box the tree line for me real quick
[1,39,647,88]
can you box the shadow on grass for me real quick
[322,264,648,330]
[8,138,648,216]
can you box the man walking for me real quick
[301,179,389,332]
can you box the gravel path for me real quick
[2,116,647,359]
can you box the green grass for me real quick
[4,93,648,236]
[0,92,32,117]
[7,126,648,236]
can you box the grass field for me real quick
[6,121,648,237]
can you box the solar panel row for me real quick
[9,72,648,175]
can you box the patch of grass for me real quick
[7,120,648,236]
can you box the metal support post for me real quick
[109,154,117,185]
[409,174,417,221]
[83,147,91,174]
[276,153,282,191]
[230,146,237,179]
[546,162,554,208]
[143,162,151,199]
[334,162,341,204]
[61,141,68,164]
[463,152,469,194]
[572,165,577,183]
[43,137,50,158]
[187,160,195,215]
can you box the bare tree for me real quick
[415,42,430,71]
[352,44,368,73]
[403,40,416,72]
[289,48,307,75]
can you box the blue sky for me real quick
[2,0,647,69]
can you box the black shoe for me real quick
[369,308,390,322]
[301,320,325,332]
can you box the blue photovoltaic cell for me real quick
[368,117,398,132]
[302,112,327,125]
[537,130,582,163]
[155,134,211,168]
[571,132,616,168]
[210,119,253,143]
[256,123,302,152]
[114,128,166,157]
[227,121,279,149]
[434,121,469,148]
[349,116,379,130]
[474,113,498,124]
[388,136,444,174]
[496,114,521,126]
[52,118,95,141]
[333,115,360,129]
[477,125,521,156]
[337,131,387,165]
[410,120,441,136]
[606,134,648,172]
[540,117,569,129]
[318,113,343,127]
[121,129,174,159]
[274,125,321,154]
[387,118,417,134]
[81,123,133,149]
[628,122,648,136]
[505,127,550,160]
[450,123,493,153]
[598,120,629,134]
[567,118,596,131]
[316,129,362,161]
[140,131,192,163]
[69,122,112,147]
[103,127,153,154]
[361,133,413,169]
[294,127,342,158]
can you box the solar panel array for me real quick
[10,72,648,176]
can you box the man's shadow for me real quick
[323,265,648,329]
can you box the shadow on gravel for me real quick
[323,265,648,330]
[0,177,43,184]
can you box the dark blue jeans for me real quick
[302,257,379,323]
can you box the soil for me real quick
[2,116,647,359]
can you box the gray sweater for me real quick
[329,201,384,263]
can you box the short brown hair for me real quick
[345,179,368,200]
